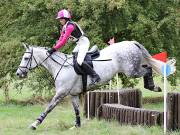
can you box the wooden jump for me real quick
[97,104,163,126]
[83,89,180,131]
[84,88,142,118]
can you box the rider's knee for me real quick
[76,57,83,66]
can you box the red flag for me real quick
[108,37,115,45]
[152,52,167,62]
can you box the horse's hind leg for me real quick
[71,95,81,127]
[143,65,162,92]
[124,61,146,78]
[129,67,146,78]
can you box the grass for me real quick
[0,103,180,135]
[0,76,179,134]
[1,103,180,135]
[0,85,34,103]
[0,103,74,135]
[143,101,164,112]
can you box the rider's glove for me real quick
[47,48,56,55]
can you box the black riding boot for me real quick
[143,65,161,92]
[81,62,101,85]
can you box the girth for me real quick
[73,49,100,93]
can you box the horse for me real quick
[16,41,164,130]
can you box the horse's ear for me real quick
[22,43,29,50]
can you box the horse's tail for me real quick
[133,41,165,74]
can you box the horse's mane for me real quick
[31,46,49,50]
[30,46,73,65]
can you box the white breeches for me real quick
[72,36,90,66]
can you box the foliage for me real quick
[0,73,12,102]
[0,0,179,94]
[23,68,55,97]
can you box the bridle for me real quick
[18,49,35,75]
[18,48,73,82]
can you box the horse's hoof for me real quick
[29,120,40,130]
[29,125,36,130]
[69,126,76,130]
[74,121,81,128]
[145,86,162,92]
[75,124,81,128]
[153,86,162,92]
[69,124,80,130]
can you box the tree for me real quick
[0,0,179,92]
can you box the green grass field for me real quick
[0,76,179,135]
[0,103,180,135]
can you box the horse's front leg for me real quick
[30,91,67,130]
[71,95,81,127]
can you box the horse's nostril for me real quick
[16,72,19,76]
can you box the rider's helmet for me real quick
[56,9,71,19]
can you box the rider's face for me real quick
[59,18,66,26]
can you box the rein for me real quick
[18,47,111,84]
[92,59,112,61]
[50,53,73,67]
[18,48,72,83]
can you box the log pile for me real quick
[97,104,163,126]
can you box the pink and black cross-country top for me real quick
[53,21,84,50]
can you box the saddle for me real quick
[73,45,100,92]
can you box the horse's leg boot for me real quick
[81,62,101,85]
[143,65,162,92]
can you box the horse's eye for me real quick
[24,57,29,60]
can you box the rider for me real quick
[47,9,101,85]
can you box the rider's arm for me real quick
[53,24,74,50]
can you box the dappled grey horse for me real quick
[16,41,164,130]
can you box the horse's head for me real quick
[16,43,38,78]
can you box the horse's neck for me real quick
[33,48,60,77]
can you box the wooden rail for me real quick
[97,104,163,126]
[84,89,142,118]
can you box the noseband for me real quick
[18,49,35,75]
[18,48,71,81]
